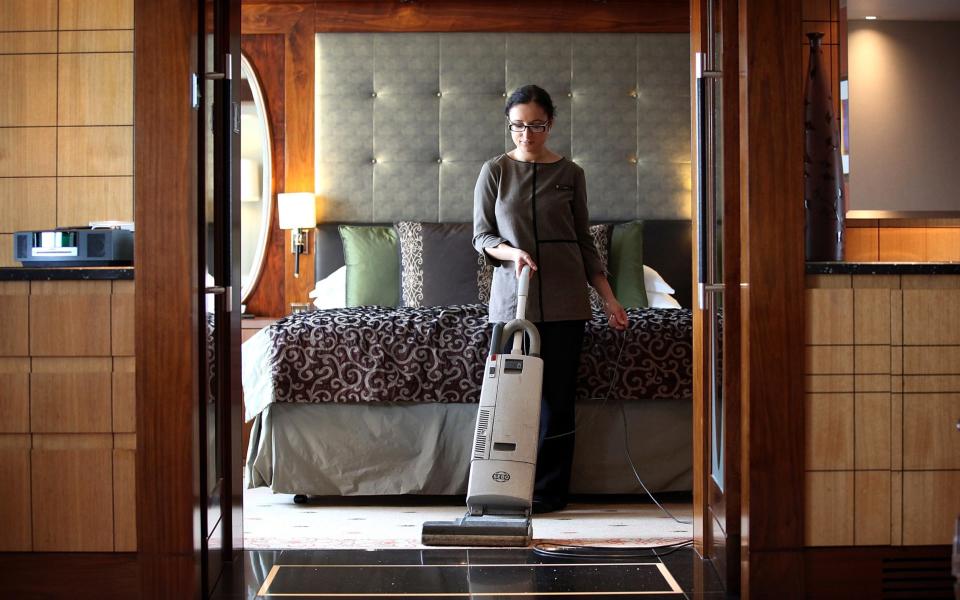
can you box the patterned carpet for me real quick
[244,486,693,550]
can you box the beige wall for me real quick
[0,0,134,267]
[848,20,960,212]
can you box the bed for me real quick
[243,220,693,498]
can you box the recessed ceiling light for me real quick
[865,15,878,20]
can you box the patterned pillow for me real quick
[396,222,493,307]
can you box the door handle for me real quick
[695,52,722,309]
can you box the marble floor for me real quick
[210,546,732,599]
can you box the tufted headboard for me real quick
[315,33,691,223]
[314,220,692,309]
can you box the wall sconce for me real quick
[277,192,317,278]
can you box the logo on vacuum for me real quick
[492,471,511,483]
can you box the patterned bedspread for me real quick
[242,305,692,419]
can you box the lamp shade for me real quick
[277,192,317,229]
[240,158,260,203]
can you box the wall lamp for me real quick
[277,192,317,278]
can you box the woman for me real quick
[472,84,628,514]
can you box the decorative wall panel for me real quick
[316,33,691,223]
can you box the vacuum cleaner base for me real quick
[421,514,532,547]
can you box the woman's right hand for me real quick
[511,248,537,278]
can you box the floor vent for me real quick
[881,556,953,599]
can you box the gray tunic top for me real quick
[473,154,604,323]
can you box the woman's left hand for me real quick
[604,299,628,331]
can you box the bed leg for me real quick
[293,494,308,504]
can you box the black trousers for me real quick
[530,319,586,503]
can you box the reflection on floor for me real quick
[244,487,693,550]
[211,547,732,599]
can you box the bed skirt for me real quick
[246,398,691,496]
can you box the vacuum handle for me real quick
[513,266,532,352]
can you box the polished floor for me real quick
[211,546,732,599]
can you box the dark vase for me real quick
[804,32,845,261]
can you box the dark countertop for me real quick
[807,262,960,275]
[0,267,134,281]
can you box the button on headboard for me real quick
[315,33,691,223]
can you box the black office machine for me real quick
[13,226,134,267]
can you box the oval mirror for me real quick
[239,54,272,304]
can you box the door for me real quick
[199,0,242,594]
[691,0,741,592]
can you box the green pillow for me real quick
[339,225,400,307]
[609,220,648,308]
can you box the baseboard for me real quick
[0,553,140,600]
[805,545,953,599]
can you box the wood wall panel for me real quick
[854,393,890,470]
[31,442,114,551]
[59,30,134,53]
[805,288,852,345]
[112,281,135,356]
[925,228,960,261]
[805,393,853,470]
[57,176,134,227]
[902,394,960,470]
[902,289,960,345]
[844,226,878,261]
[901,274,960,290]
[112,357,136,432]
[805,471,853,546]
[853,345,888,374]
[853,288,889,345]
[805,345,852,374]
[57,126,134,176]
[0,32,58,54]
[0,127,57,177]
[0,434,31,551]
[0,0,58,31]
[0,236,16,267]
[113,448,136,551]
[902,471,960,546]
[58,0,134,30]
[0,54,58,126]
[0,358,30,432]
[58,53,134,126]
[30,357,113,433]
[903,346,960,375]
[0,178,57,233]
[0,282,29,356]
[854,470,890,546]
[29,281,112,356]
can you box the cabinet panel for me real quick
[902,471,960,546]
[30,358,112,433]
[805,345,852,374]
[29,281,112,356]
[806,393,853,470]
[31,441,114,551]
[0,358,30,432]
[805,471,854,546]
[112,281,135,356]
[0,435,32,551]
[806,289,853,345]
[902,393,960,469]
[0,282,29,356]
[902,290,960,345]
[854,393,890,470]
[854,471,890,546]
[853,289,890,345]
[113,449,136,551]
[903,346,960,375]
[112,357,136,432]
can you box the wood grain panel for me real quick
[902,290,960,345]
[29,281,112,356]
[805,471,854,546]
[890,471,902,544]
[903,375,960,394]
[902,394,960,470]
[852,274,898,289]
[113,448,136,551]
[806,274,850,288]
[31,444,114,551]
[0,553,140,600]
[903,346,960,375]
[901,275,960,290]
[854,393,890,470]
[902,470,960,545]
[0,54,57,127]
[112,357,135,432]
[802,0,832,23]
[59,30,134,53]
[0,235,13,267]
[805,374,853,393]
[112,280,134,356]
[310,0,689,33]
[890,346,902,375]
[57,126,134,176]
[58,53,133,126]
[853,288,889,345]
[925,228,960,261]
[843,226,877,261]
[0,0,57,31]
[0,127,57,177]
[59,0,134,30]
[854,374,889,393]
[805,345,852,374]
[890,289,902,346]
[0,177,57,233]
[0,31,57,53]
[0,282,29,356]
[806,288,853,345]
[0,358,30,432]
[878,228,925,261]
[854,470,890,546]
[801,21,838,44]
[805,393,853,470]
[0,434,31,551]
[30,357,113,433]
[57,176,134,227]
[854,345,889,374]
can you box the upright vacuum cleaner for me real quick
[421,266,543,547]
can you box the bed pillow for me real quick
[396,222,492,307]
[608,220,648,308]
[308,265,347,310]
[339,225,400,307]
[644,265,675,295]
[647,291,682,309]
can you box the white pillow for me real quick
[309,266,347,309]
[647,291,682,309]
[643,265,675,295]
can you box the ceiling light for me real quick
[865,15,878,20]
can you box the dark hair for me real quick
[504,85,556,122]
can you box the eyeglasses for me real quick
[507,121,549,133]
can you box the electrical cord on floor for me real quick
[532,539,693,560]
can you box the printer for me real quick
[14,222,134,267]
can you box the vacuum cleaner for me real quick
[421,266,543,547]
